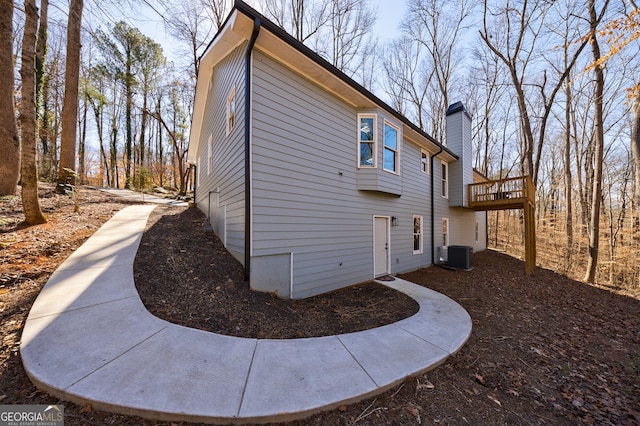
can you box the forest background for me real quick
[1,0,639,292]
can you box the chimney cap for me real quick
[446,102,471,119]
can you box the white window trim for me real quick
[413,215,423,255]
[441,160,449,199]
[207,134,213,175]
[357,113,377,168]
[442,217,449,248]
[382,120,400,175]
[475,221,479,244]
[226,86,236,136]
[421,149,430,175]
[197,155,201,186]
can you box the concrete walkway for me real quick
[93,187,189,206]
[20,205,472,424]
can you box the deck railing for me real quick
[468,175,535,209]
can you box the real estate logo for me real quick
[0,405,64,426]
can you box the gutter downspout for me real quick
[193,165,197,203]
[244,17,261,282]
[431,146,444,265]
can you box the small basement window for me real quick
[413,215,423,254]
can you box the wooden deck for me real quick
[468,176,535,211]
[468,176,536,275]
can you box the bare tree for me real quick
[324,0,376,75]
[202,0,232,29]
[136,37,165,179]
[467,43,510,178]
[58,0,84,187]
[480,0,590,186]
[632,77,640,228]
[584,0,610,283]
[0,0,20,196]
[381,36,431,129]
[403,0,472,142]
[20,0,46,224]
[162,0,218,81]
[262,0,331,43]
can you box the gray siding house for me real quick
[188,0,487,299]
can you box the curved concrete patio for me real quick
[20,204,472,424]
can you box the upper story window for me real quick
[441,161,449,198]
[226,86,236,135]
[421,150,429,174]
[358,114,376,167]
[383,121,399,173]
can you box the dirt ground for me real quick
[1,185,639,425]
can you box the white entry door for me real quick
[374,216,390,277]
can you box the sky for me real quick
[132,0,407,64]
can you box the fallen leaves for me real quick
[407,403,422,424]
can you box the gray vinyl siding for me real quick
[251,50,433,298]
[434,158,486,257]
[447,108,473,207]
[194,43,246,263]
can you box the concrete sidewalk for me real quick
[20,205,472,424]
[92,187,189,206]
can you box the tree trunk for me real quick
[584,0,606,283]
[20,0,47,225]
[78,93,87,183]
[564,78,574,271]
[35,0,48,179]
[631,82,640,230]
[0,0,20,196]
[35,0,48,111]
[124,59,133,189]
[57,0,83,187]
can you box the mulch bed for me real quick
[133,206,419,339]
[1,186,639,425]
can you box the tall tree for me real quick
[20,0,46,224]
[381,36,430,128]
[584,0,610,283]
[402,0,472,142]
[58,0,84,187]
[480,0,590,185]
[163,0,218,81]
[95,21,147,189]
[263,0,331,43]
[0,0,20,196]
[137,37,165,175]
[35,0,48,110]
[633,78,640,228]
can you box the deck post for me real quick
[524,200,536,275]
[469,175,537,274]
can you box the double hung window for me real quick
[383,121,399,173]
[441,161,449,198]
[358,114,376,167]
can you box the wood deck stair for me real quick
[468,176,536,274]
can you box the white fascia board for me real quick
[187,11,254,163]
